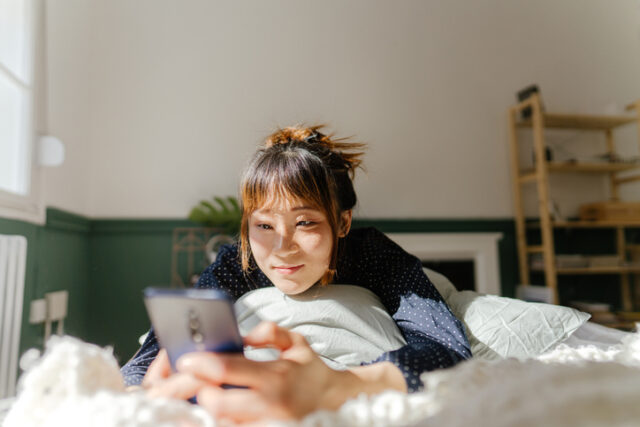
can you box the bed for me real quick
[2,268,638,426]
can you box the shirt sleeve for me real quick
[120,328,160,387]
[120,243,263,385]
[338,228,472,392]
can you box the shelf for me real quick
[591,321,637,331]
[532,265,640,274]
[528,220,640,228]
[509,96,640,309]
[518,172,538,183]
[617,311,640,322]
[549,162,640,173]
[517,113,636,130]
[604,312,640,331]
[521,162,640,176]
[555,220,640,228]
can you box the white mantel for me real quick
[386,233,503,295]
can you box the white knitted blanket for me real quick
[3,332,640,427]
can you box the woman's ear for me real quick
[339,210,353,237]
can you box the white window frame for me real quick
[0,0,45,224]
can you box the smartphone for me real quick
[143,287,244,370]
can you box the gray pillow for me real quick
[234,285,406,370]
[423,268,591,360]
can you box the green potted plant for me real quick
[188,196,242,262]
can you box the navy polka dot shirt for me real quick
[121,227,471,392]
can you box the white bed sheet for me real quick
[0,323,634,426]
[555,321,632,350]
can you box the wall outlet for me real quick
[29,299,47,324]
[45,290,68,321]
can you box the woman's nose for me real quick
[274,230,297,254]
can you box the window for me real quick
[0,0,34,197]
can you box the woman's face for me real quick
[248,201,343,295]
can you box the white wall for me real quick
[42,0,92,216]
[44,0,640,219]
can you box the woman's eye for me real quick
[297,221,315,227]
[256,223,272,230]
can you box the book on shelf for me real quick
[570,301,611,313]
[530,254,624,270]
[530,254,588,270]
[586,255,622,267]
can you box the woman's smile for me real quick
[273,264,304,275]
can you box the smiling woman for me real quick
[120,125,471,424]
[241,130,357,295]
[238,126,363,286]
[248,204,341,296]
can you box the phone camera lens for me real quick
[188,309,203,343]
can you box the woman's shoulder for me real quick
[197,242,243,291]
[345,227,402,252]
[341,227,411,268]
[200,241,242,273]
[341,227,418,269]
[336,227,423,293]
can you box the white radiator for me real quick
[0,235,27,398]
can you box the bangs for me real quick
[244,185,320,215]
[241,152,333,217]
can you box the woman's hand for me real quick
[141,348,209,399]
[143,322,407,423]
[176,322,348,422]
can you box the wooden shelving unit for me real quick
[517,113,636,130]
[508,95,640,310]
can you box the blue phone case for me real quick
[143,287,244,371]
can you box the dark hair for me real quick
[239,125,365,285]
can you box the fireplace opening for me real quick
[422,260,475,292]
[387,232,503,295]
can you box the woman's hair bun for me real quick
[264,125,365,176]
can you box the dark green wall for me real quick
[0,209,91,358]
[1,209,519,364]
[88,219,189,364]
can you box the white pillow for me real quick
[234,285,406,370]
[423,268,591,360]
[234,269,589,366]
